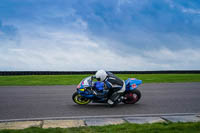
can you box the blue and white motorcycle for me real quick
[72,76,142,106]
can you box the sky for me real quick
[0,0,200,71]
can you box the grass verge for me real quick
[0,74,200,86]
[0,122,200,133]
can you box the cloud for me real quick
[165,0,200,15]
[0,0,200,70]
[181,8,200,15]
[1,25,200,71]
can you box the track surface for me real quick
[0,83,200,120]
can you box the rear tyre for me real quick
[72,92,91,105]
[123,89,141,104]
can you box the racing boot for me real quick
[107,92,121,105]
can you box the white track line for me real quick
[0,113,199,122]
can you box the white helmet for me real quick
[95,69,107,82]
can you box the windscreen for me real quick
[82,76,92,87]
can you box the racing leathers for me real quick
[104,71,125,104]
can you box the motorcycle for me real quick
[72,76,142,106]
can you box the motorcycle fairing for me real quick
[125,78,142,91]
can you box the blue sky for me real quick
[0,0,200,70]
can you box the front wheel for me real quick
[72,92,91,105]
[123,89,141,104]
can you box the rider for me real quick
[95,69,125,105]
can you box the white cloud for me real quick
[1,5,200,71]
[181,8,200,15]
[1,26,200,71]
[165,0,200,15]
[143,48,200,69]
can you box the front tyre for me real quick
[72,92,91,105]
[123,89,141,104]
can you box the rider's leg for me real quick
[107,90,121,105]
[107,81,126,105]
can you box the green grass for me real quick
[0,74,200,86]
[1,122,200,133]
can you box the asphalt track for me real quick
[0,83,200,120]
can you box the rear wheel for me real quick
[123,89,141,104]
[72,92,91,105]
